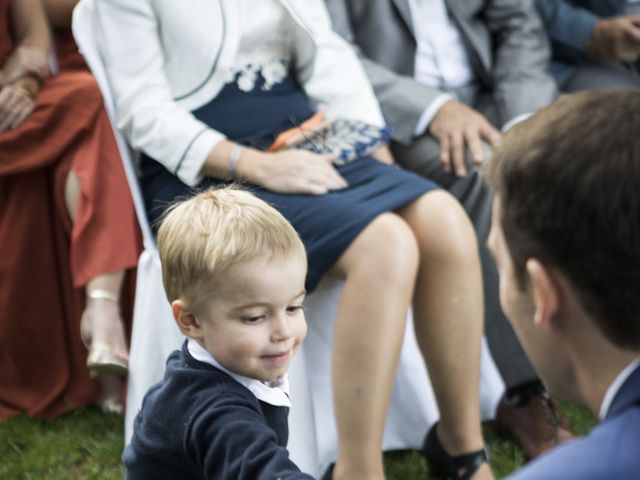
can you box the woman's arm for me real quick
[290,0,385,127]
[96,0,225,187]
[189,397,315,480]
[203,140,347,195]
[1,0,50,86]
[0,0,50,131]
[97,0,347,194]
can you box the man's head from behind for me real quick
[486,91,640,400]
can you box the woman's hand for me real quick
[0,46,49,86]
[246,149,348,195]
[203,140,348,195]
[0,84,36,132]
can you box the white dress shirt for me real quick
[409,0,473,135]
[599,358,640,420]
[409,0,473,89]
[408,0,526,135]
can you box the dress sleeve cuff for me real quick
[175,129,225,187]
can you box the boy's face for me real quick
[195,253,308,383]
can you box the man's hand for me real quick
[428,100,501,177]
[0,84,36,132]
[587,16,640,62]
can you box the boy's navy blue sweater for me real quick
[123,341,313,479]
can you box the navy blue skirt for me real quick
[140,72,438,291]
[141,157,436,291]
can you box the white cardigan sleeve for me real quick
[95,0,224,187]
[289,0,386,127]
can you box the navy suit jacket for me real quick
[535,0,627,82]
[508,364,640,479]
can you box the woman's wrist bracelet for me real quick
[228,145,244,179]
[12,75,40,100]
[87,288,119,304]
[12,82,36,100]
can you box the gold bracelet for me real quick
[12,82,37,100]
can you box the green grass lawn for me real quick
[0,404,596,479]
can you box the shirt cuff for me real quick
[502,113,532,133]
[573,9,600,52]
[413,94,454,137]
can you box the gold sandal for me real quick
[81,289,129,378]
[86,343,128,377]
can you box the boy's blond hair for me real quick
[157,187,306,315]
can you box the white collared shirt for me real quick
[187,338,291,408]
[599,358,640,420]
[409,0,472,135]
[408,0,526,135]
[409,0,474,90]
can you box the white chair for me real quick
[72,1,504,475]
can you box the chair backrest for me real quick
[71,0,157,254]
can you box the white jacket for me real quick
[96,0,385,186]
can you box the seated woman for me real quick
[97,1,493,478]
[0,0,139,418]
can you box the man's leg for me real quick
[562,59,640,92]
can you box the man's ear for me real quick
[172,299,203,339]
[526,259,561,330]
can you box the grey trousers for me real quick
[562,59,640,92]
[391,85,537,388]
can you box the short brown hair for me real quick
[157,187,306,315]
[485,91,640,350]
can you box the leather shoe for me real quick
[495,391,574,460]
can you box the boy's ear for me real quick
[172,299,203,339]
[526,259,561,330]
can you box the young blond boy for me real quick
[123,187,314,479]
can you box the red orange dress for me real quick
[0,0,140,420]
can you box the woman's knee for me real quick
[336,212,419,282]
[403,190,479,263]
